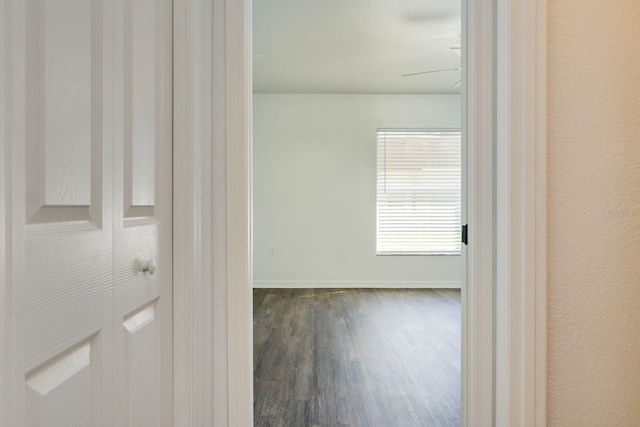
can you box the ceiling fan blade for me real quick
[453,79,462,89]
[402,68,462,77]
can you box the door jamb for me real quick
[172,0,547,425]
[462,0,495,422]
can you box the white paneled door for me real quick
[3,0,173,426]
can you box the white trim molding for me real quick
[495,0,547,425]
[174,0,255,425]
[253,280,462,289]
[225,0,254,426]
[0,0,8,421]
[173,1,200,424]
[173,0,219,425]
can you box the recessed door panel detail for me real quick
[123,302,155,334]
[123,0,157,219]
[123,302,160,427]
[25,0,102,225]
[25,340,97,427]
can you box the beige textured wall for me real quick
[548,0,640,425]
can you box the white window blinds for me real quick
[376,129,462,255]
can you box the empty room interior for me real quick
[252,1,463,425]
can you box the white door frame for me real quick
[0,0,546,425]
[178,0,544,425]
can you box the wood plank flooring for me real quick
[253,288,461,427]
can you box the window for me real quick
[376,129,461,255]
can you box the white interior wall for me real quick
[253,94,462,288]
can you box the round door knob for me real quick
[143,259,157,275]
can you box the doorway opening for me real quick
[252,1,464,424]
[170,0,545,423]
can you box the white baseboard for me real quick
[252,280,461,289]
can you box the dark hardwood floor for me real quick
[253,288,461,427]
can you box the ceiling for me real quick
[253,0,462,94]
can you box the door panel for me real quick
[21,1,113,426]
[25,0,94,218]
[114,0,173,425]
[4,0,173,424]
[24,0,103,225]
[124,0,158,217]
